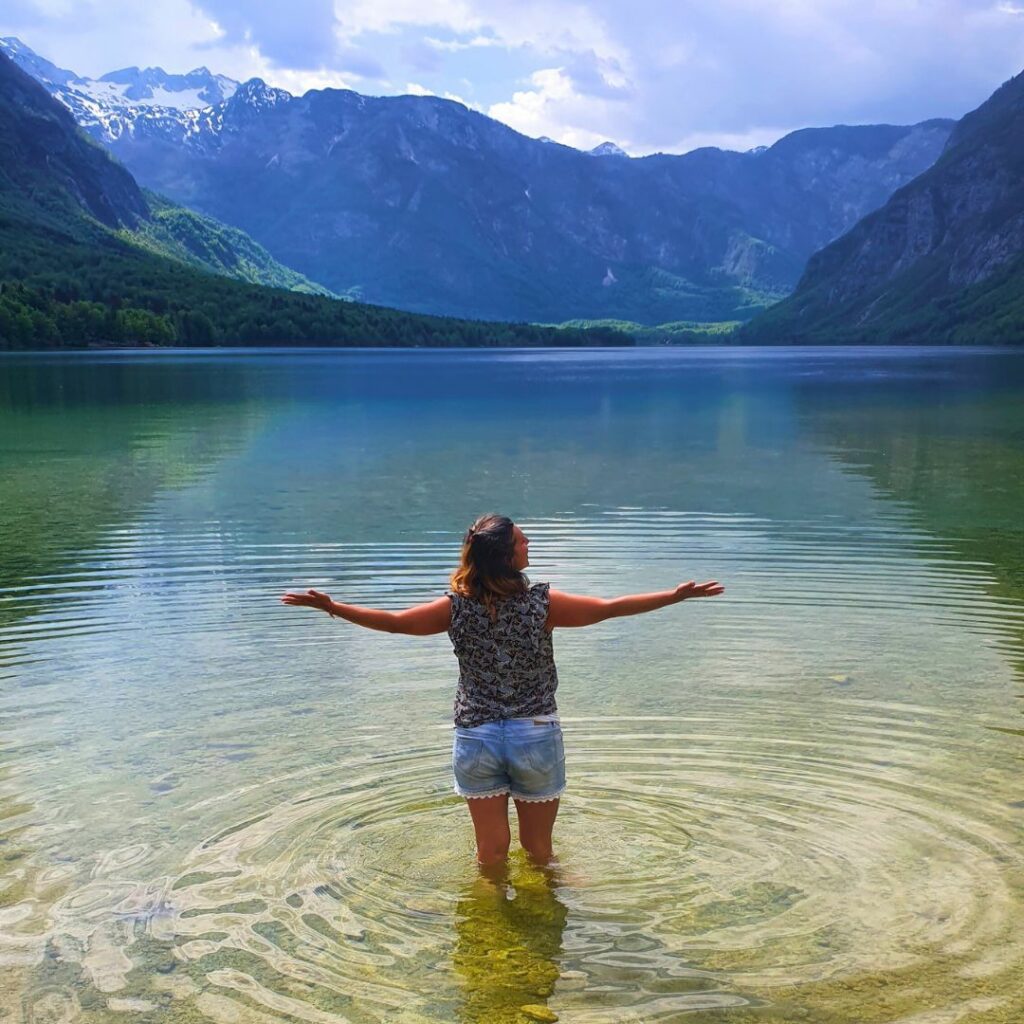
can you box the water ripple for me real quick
[3,507,1024,1021]
[17,700,1017,1023]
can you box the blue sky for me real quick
[4,1,1024,154]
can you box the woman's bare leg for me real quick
[465,794,511,868]
[513,798,559,864]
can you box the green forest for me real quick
[0,214,632,350]
[0,47,633,351]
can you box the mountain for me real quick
[0,35,80,86]
[101,92,953,324]
[0,45,149,229]
[95,64,237,106]
[0,50,622,349]
[743,68,1024,344]
[0,37,238,143]
[130,191,330,292]
[0,46,325,294]
[4,37,954,325]
[588,141,629,158]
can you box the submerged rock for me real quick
[520,1005,558,1022]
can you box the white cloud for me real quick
[0,0,223,79]
[5,0,1024,154]
[334,0,483,39]
[484,0,1024,153]
[424,33,503,51]
[338,0,625,59]
[262,65,355,94]
[443,90,477,109]
[403,81,480,109]
[665,126,798,155]
[488,68,610,150]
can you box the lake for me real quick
[1,346,1022,1024]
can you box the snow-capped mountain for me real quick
[587,141,629,157]
[91,64,238,107]
[1,34,955,325]
[0,36,246,142]
[0,35,80,86]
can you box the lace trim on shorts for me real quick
[509,785,565,803]
[455,785,566,802]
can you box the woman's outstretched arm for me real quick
[280,589,452,635]
[547,580,723,629]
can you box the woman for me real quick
[281,513,723,868]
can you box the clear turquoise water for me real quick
[1,347,1023,1024]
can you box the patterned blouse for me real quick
[445,580,559,727]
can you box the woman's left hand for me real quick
[280,588,335,616]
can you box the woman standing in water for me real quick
[281,513,723,869]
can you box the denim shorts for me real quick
[452,717,566,802]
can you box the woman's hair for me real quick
[449,512,527,621]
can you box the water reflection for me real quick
[795,377,1024,680]
[452,858,567,1024]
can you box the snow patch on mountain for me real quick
[77,79,227,111]
[589,141,629,158]
[0,36,258,144]
[0,35,80,85]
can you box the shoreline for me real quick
[2,343,1022,355]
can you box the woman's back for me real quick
[281,512,722,867]
[446,580,558,727]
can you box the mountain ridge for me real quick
[3,36,955,325]
[101,87,953,323]
[0,48,624,349]
[742,67,1024,344]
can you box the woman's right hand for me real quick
[280,588,336,616]
[674,580,724,601]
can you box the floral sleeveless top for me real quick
[445,580,559,727]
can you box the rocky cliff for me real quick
[744,69,1024,343]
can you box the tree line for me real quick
[0,225,634,349]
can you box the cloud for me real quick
[0,0,47,26]
[333,45,388,81]
[401,40,444,75]
[425,32,504,52]
[331,1,1024,152]
[0,0,225,79]
[335,0,630,75]
[4,0,1024,154]
[259,65,356,95]
[482,0,1024,153]
[489,68,611,151]
[665,126,801,155]
[403,81,479,110]
[562,49,632,100]
[193,0,339,69]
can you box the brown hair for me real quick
[449,513,527,622]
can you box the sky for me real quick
[3,0,1024,154]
